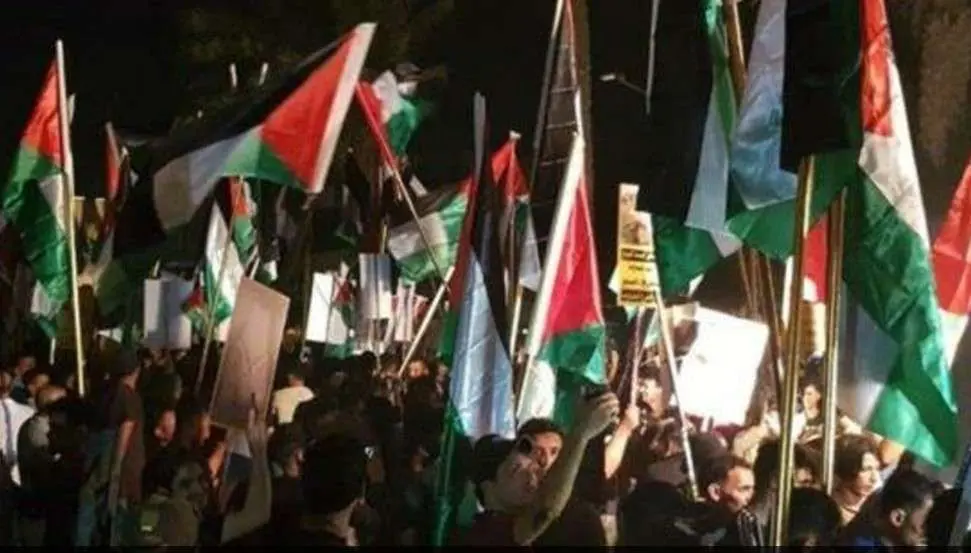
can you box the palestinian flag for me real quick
[516,134,605,429]
[831,0,956,466]
[638,0,741,296]
[324,272,357,359]
[182,281,207,332]
[491,133,541,291]
[115,23,374,257]
[227,177,258,265]
[360,71,424,157]
[201,204,246,333]
[434,95,516,545]
[1,60,71,336]
[726,0,860,258]
[386,180,469,283]
[933,155,971,366]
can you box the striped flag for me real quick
[386,180,470,283]
[433,95,516,545]
[640,0,742,295]
[932,156,971,366]
[491,134,541,290]
[826,0,956,466]
[516,133,606,428]
[1,60,71,336]
[115,24,374,256]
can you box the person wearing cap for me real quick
[457,391,620,546]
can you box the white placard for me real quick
[142,274,193,350]
[676,307,768,426]
[358,253,392,320]
[305,272,351,345]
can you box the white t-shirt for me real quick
[271,385,315,425]
[0,396,36,485]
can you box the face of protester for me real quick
[715,466,756,514]
[523,432,563,474]
[850,452,882,497]
[640,377,665,414]
[801,384,822,414]
[492,450,541,510]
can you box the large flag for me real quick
[837,0,956,466]
[491,134,541,291]
[726,0,861,259]
[433,95,516,545]
[639,0,741,296]
[1,61,71,336]
[516,134,605,428]
[386,180,469,283]
[115,24,374,256]
[932,156,971,366]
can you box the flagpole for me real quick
[770,156,815,547]
[352,85,450,293]
[55,40,87,398]
[399,266,455,378]
[510,0,567,361]
[821,189,846,493]
[195,210,236,396]
[652,290,700,502]
[723,0,785,403]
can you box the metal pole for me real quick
[398,266,454,377]
[770,156,815,546]
[55,40,87,397]
[653,289,700,502]
[821,189,846,493]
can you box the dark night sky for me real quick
[1,0,969,292]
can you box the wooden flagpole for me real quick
[56,40,87,397]
[770,156,815,547]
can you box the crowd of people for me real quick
[0,337,967,548]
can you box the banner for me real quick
[676,307,768,425]
[210,278,290,429]
[615,183,659,307]
[143,274,193,350]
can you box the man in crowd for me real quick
[459,391,619,546]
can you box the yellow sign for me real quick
[616,184,659,307]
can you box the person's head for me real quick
[834,435,881,498]
[23,368,50,397]
[15,353,36,377]
[176,400,211,448]
[406,359,429,380]
[113,348,141,385]
[472,434,540,512]
[286,365,307,388]
[153,409,177,446]
[621,480,694,545]
[924,487,961,546]
[800,375,823,414]
[302,434,368,517]
[516,418,564,474]
[753,440,820,500]
[699,455,755,514]
[787,487,841,547]
[36,385,67,411]
[638,364,665,414]
[268,424,306,479]
[875,468,936,547]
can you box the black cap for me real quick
[471,434,516,487]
